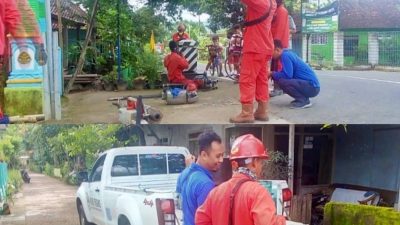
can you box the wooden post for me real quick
[64,0,99,94]
[288,124,295,192]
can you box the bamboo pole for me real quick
[64,0,99,94]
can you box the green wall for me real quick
[310,33,334,64]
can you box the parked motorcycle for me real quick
[20,169,31,183]
[311,192,330,225]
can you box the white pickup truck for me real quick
[76,146,304,225]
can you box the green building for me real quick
[301,0,400,68]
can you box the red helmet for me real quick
[229,134,268,160]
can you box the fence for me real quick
[305,31,400,68]
[0,162,8,205]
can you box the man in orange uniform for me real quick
[0,0,21,108]
[164,40,199,90]
[270,0,290,97]
[230,0,277,123]
[195,134,286,225]
[172,23,190,43]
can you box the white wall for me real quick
[368,32,379,66]
[333,32,344,67]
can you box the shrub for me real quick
[6,169,22,200]
[261,150,291,180]
[135,49,163,87]
[44,163,54,177]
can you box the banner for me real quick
[302,0,339,33]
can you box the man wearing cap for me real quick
[176,131,224,225]
[195,134,285,225]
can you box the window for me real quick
[311,34,328,45]
[168,154,186,174]
[139,154,167,175]
[188,131,202,156]
[90,154,106,182]
[111,155,139,177]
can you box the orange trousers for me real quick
[239,53,271,104]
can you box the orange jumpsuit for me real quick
[195,173,286,225]
[239,0,276,104]
[172,32,190,42]
[164,52,189,84]
[164,52,202,89]
[0,0,21,56]
[271,4,289,71]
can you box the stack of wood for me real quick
[64,74,99,84]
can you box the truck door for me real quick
[88,154,106,225]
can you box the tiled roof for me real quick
[50,0,87,26]
[339,0,400,30]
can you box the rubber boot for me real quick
[229,104,255,123]
[254,101,269,121]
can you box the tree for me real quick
[147,0,302,31]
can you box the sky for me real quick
[127,0,210,23]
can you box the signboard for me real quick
[302,0,339,33]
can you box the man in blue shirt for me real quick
[176,131,224,225]
[271,40,320,108]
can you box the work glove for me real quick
[34,43,47,66]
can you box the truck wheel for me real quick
[78,203,92,225]
[119,216,131,225]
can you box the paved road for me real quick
[0,173,79,225]
[62,69,400,124]
[269,70,400,124]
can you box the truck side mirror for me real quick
[77,171,89,184]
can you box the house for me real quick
[299,0,400,68]
[142,124,400,212]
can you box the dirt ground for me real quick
[0,173,79,225]
[61,77,289,124]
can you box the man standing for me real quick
[271,40,320,108]
[176,131,224,225]
[230,0,277,123]
[0,0,21,108]
[270,0,290,97]
[195,134,285,225]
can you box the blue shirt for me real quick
[273,50,320,88]
[176,163,215,225]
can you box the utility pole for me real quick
[117,0,122,83]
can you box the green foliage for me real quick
[262,150,290,180]
[3,124,144,185]
[147,0,301,32]
[0,126,25,169]
[6,170,22,200]
[324,202,400,225]
[44,163,54,177]
[136,48,163,86]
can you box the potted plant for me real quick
[101,69,117,91]
[135,49,163,89]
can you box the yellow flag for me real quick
[150,30,156,53]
